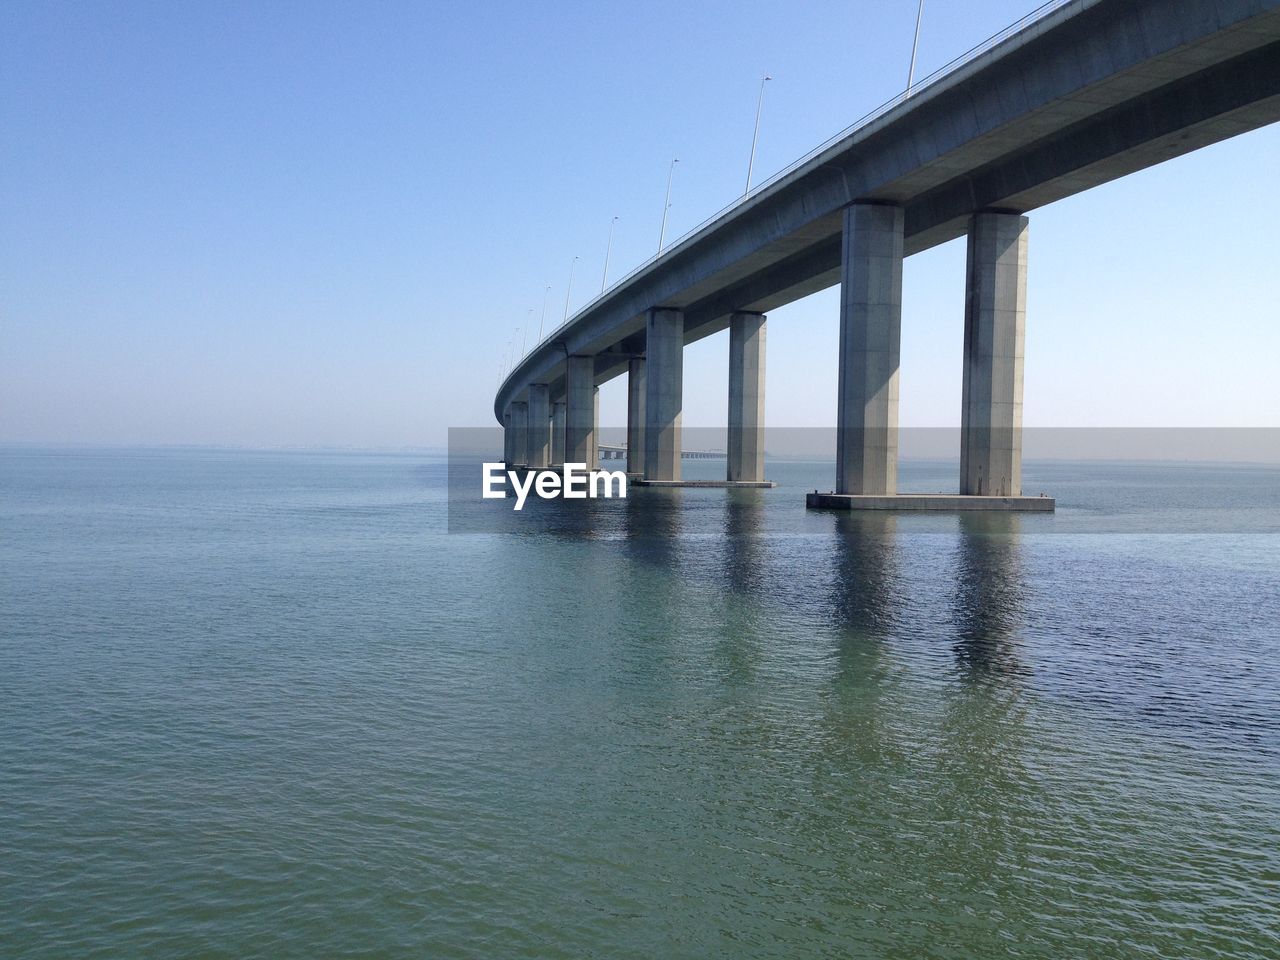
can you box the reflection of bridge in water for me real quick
[598,442,722,462]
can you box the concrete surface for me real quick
[807,492,1055,511]
[837,203,903,496]
[644,308,684,482]
[564,356,595,468]
[509,401,528,469]
[727,311,767,483]
[527,384,550,470]
[496,0,1280,425]
[638,480,777,488]
[961,212,1028,497]
[550,399,566,468]
[502,409,512,467]
[627,358,645,477]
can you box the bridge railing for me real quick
[507,0,1079,387]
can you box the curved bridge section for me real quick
[496,0,1280,502]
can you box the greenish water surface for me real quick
[2,448,1277,958]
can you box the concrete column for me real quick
[727,311,766,482]
[592,387,600,467]
[510,400,529,468]
[626,358,645,476]
[527,384,550,469]
[503,408,513,467]
[644,308,684,481]
[550,400,566,468]
[837,203,903,495]
[564,356,595,468]
[961,211,1028,496]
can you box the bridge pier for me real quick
[836,203,902,495]
[550,399,566,468]
[510,400,529,468]
[809,206,1050,512]
[627,358,645,476]
[493,1,1274,520]
[727,311,766,483]
[527,384,550,469]
[962,212,1027,497]
[502,408,513,467]
[644,308,683,481]
[565,356,595,468]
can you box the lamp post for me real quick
[907,0,925,94]
[521,309,532,356]
[658,157,679,252]
[602,216,619,293]
[745,74,772,196]
[563,256,579,323]
[538,285,550,341]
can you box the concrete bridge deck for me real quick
[496,0,1280,506]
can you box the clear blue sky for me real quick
[3,0,1277,448]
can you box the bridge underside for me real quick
[580,41,1280,391]
[497,0,1280,503]
[502,5,1280,401]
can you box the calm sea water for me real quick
[3,447,1278,959]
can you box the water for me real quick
[3,447,1278,959]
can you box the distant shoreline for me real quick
[5,428,1279,468]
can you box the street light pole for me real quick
[563,256,579,323]
[658,157,679,253]
[538,285,550,341]
[521,309,532,356]
[602,216,618,293]
[907,0,925,94]
[745,74,772,196]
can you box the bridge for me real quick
[496,0,1280,508]
[597,443,723,462]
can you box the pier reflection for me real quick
[829,513,900,641]
[951,513,1027,678]
[711,491,771,685]
[813,512,902,775]
[931,515,1034,892]
[621,487,683,568]
[720,489,768,596]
